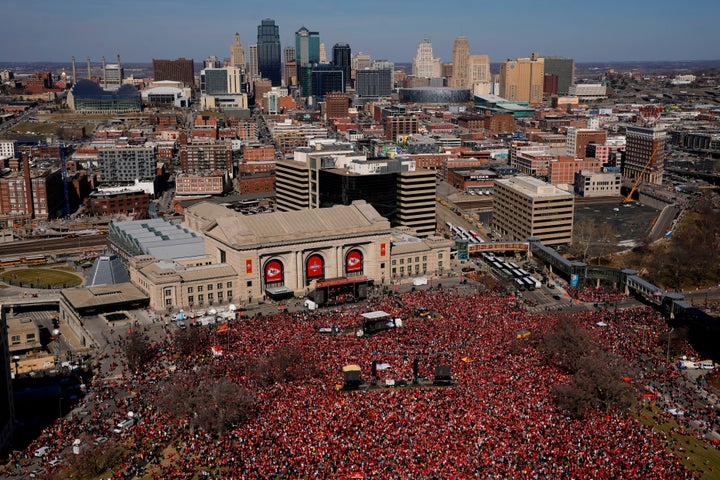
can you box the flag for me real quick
[216,323,229,333]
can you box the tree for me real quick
[539,316,592,373]
[570,219,616,263]
[158,370,256,437]
[124,330,152,373]
[554,351,634,418]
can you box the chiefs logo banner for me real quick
[265,260,283,283]
[346,250,363,272]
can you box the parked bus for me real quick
[514,278,526,291]
[522,277,536,291]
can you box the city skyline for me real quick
[1,0,719,65]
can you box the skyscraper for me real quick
[248,44,259,79]
[332,43,352,88]
[623,126,666,186]
[311,64,345,100]
[257,18,282,86]
[499,53,544,104]
[450,36,470,88]
[469,54,490,84]
[296,26,320,97]
[283,46,297,87]
[229,33,246,69]
[319,43,327,63]
[542,56,575,95]
[153,58,195,88]
[412,38,441,78]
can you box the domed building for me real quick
[67,79,141,113]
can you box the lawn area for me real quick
[637,405,720,479]
[9,121,59,135]
[0,267,82,288]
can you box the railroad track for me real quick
[0,235,109,257]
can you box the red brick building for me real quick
[192,115,218,140]
[179,134,233,173]
[549,156,603,185]
[238,171,275,194]
[243,144,275,162]
[86,189,151,216]
[325,93,350,120]
[175,173,230,196]
[484,113,516,135]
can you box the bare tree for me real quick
[157,370,256,438]
[539,316,592,373]
[124,330,152,373]
[570,219,617,263]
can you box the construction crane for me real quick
[622,144,659,204]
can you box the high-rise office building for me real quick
[311,65,345,100]
[319,43,327,63]
[499,53,544,104]
[542,56,575,95]
[257,18,282,86]
[200,66,245,95]
[229,33,246,69]
[450,36,470,88]
[332,43,352,88]
[566,127,608,159]
[352,52,371,84]
[153,57,195,88]
[623,126,666,186]
[296,26,320,97]
[356,69,392,97]
[204,55,223,69]
[492,176,574,245]
[284,46,296,64]
[248,44,259,79]
[469,54,490,84]
[276,144,437,236]
[412,39,441,78]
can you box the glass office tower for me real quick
[257,18,282,86]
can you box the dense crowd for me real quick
[4,285,717,479]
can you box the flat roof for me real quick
[61,283,148,310]
[495,176,573,199]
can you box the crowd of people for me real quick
[2,284,717,479]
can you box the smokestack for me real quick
[87,57,91,79]
[102,56,107,89]
[23,154,34,219]
[71,56,76,84]
[117,54,122,85]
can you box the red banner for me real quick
[380,242,386,256]
[306,254,324,278]
[265,260,283,283]
[346,250,363,272]
[246,259,253,274]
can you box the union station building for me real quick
[112,201,451,311]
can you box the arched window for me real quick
[306,254,325,284]
[345,249,363,276]
[264,259,284,285]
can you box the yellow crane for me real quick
[622,144,660,204]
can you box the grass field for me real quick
[637,405,720,479]
[0,267,82,288]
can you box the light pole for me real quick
[666,327,674,365]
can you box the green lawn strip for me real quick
[0,267,82,287]
[637,406,720,479]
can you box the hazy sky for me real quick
[2,0,718,64]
